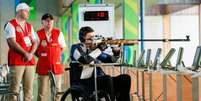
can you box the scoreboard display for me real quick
[84,11,109,21]
[79,4,114,38]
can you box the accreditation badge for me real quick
[41,40,47,47]
[40,53,47,57]
[16,26,22,33]
[24,36,32,47]
[51,43,58,46]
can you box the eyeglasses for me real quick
[85,38,93,41]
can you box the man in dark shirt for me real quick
[70,26,131,101]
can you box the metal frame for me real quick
[152,48,162,70]
[160,48,176,69]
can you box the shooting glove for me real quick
[97,42,107,51]
[112,47,120,56]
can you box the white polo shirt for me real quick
[4,21,37,41]
[35,30,66,48]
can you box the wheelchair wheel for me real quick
[61,86,111,101]
[90,90,111,101]
[61,85,90,101]
[49,71,57,101]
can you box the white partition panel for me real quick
[170,15,199,66]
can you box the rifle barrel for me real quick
[100,35,190,45]
[137,35,190,42]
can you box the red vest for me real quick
[36,28,64,75]
[8,19,35,66]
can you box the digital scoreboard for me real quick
[84,11,109,21]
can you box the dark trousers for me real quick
[113,74,131,101]
[80,75,114,100]
[79,74,131,101]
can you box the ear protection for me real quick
[79,29,86,42]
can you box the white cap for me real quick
[16,3,30,12]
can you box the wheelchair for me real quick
[48,71,65,101]
[0,64,21,101]
[61,63,113,101]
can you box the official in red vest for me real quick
[36,13,66,101]
[4,3,37,101]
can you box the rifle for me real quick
[93,35,190,46]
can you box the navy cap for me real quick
[41,13,54,20]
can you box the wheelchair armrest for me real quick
[65,68,71,71]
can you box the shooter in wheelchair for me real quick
[61,26,131,101]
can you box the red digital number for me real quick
[96,12,105,17]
